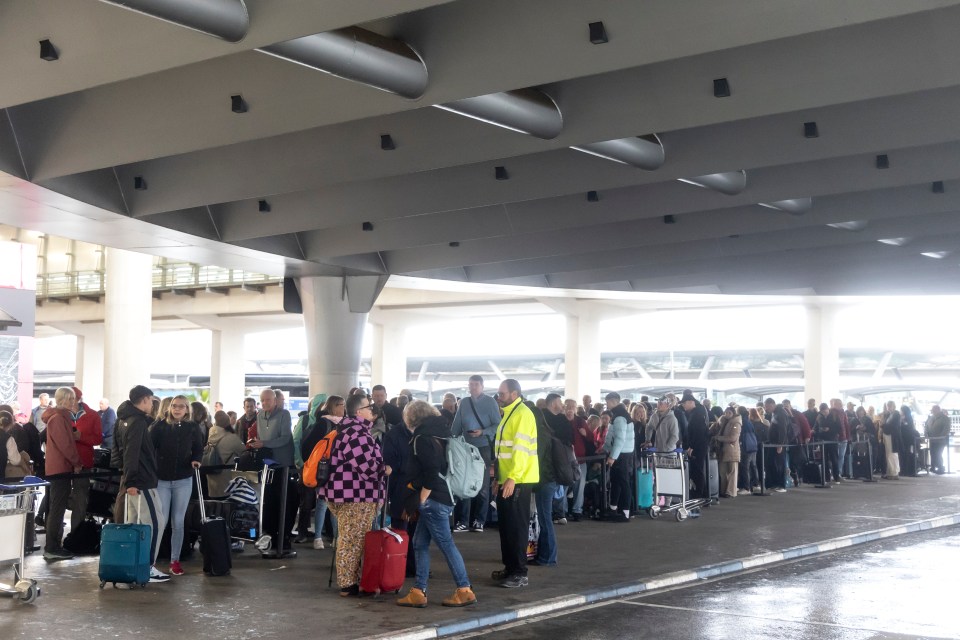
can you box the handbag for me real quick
[235,447,268,471]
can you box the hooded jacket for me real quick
[114,400,158,491]
[408,415,455,506]
[604,404,635,459]
[714,414,742,463]
[150,418,203,481]
[42,406,82,476]
[684,402,711,458]
[73,401,103,469]
[293,393,327,468]
[646,409,679,452]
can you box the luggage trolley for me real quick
[648,450,708,522]
[0,477,47,605]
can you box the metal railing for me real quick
[36,264,281,299]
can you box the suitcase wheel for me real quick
[99,581,105,589]
[649,507,660,519]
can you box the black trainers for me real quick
[500,574,529,588]
[452,522,468,533]
[43,547,73,561]
[491,569,509,580]
[470,520,484,532]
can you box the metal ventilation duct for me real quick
[677,170,747,195]
[101,0,249,43]
[435,88,563,140]
[570,135,665,170]
[758,197,813,215]
[259,27,428,99]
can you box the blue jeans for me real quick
[838,441,849,476]
[314,499,338,539]
[155,477,193,562]
[534,482,558,565]
[571,464,587,514]
[413,498,470,591]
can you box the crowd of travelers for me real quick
[1,379,952,606]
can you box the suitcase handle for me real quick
[195,467,207,521]
[124,492,144,523]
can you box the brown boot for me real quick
[442,586,477,607]
[396,588,428,608]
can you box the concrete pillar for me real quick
[75,324,104,402]
[804,304,841,404]
[210,328,246,413]
[298,277,368,396]
[370,319,408,393]
[103,248,153,407]
[565,311,600,402]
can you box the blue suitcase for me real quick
[99,496,152,588]
[637,469,654,509]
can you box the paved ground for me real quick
[3,474,959,639]
[454,526,960,639]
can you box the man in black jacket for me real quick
[113,385,169,583]
[542,394,572,524]
[765,398,791,492]
[682,393,711,500]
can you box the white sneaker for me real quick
[149,567,170,583]
[751,486,761,493]
[774,488,787,493]
[313,538,325,550]
[737,489,750,496]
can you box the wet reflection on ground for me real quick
[461,527,960,639]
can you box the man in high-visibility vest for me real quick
[491,378,539,588]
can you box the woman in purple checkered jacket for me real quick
[318,393,385,597]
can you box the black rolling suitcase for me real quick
[195,469,232,576]
[707,457,720,502]
[802,461,823,485]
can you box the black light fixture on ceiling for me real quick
[449,241,460,248]
[932,180,945,193]
[804,121,819,138]
[362,221,374,231]
[495,166,509,181]
[39,39,59,61]
[713,78,731,98]
[231,94,248,113]
[589,21,609,44]
[587,190,599,202]
[133,176,147,190]
[380,134,396,151]
[876,154,889,169]
[663,214,676,224]
[258,199,270,213]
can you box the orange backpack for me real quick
[303,430,338,488]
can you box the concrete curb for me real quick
[367,512,960,640]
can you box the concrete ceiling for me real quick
[3,0,960,295]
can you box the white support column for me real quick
[370,317,408,393]
[299,277,369,396]
[565,310,600,402]
[103,248,153,406]
[804,304,841,404]
[210,328,246,412]
[74,324,104,402]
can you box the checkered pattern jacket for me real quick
[318,416,384,503]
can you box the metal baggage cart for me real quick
[648,450,708,522]
[0,477,47,605]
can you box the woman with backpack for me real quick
[205,410,246,497]
[396,401,476,608]
[150,395,203,576]
[297,395,344,549]
[319,393,384,597]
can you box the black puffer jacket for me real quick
[150,419,203,481]
[113,401,158,491]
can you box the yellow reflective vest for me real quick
[494,397,540,484]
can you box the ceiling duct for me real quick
[677,170,747,195]
[260,27,428,99]
[435,88,563,140]
[570,134,665,170]
[100,0,249,43]
[758,197,813,215]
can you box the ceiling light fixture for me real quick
[362,221,374,231]
[100,0,250,43]
[380,134,395,151]
[437,88,563,140]
[258,199,270,213]
[713,78,731,98]
[663,215,676,224]
[921,251,949,259]
[876,154,889,169]
[231,94,248,113]
[495,166,509,181]
[587,190,599,202]
[589,21,609,44]
[803,121,819,138]
[259,26,427,99]
[826,220,868,231]
[133,176,147,190]
[39,39,59,61]
[570,134,665,170]
[449,241,460,248]
[932,181,945,193]
[758,198,813,215]
[677,170,747,195]
[877,237,910,246]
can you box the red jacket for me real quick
[42,407,81,476]
[569,415,591,458]
[790,409,813,444]
[74,402,103,469]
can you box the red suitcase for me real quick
[359,525,408,595]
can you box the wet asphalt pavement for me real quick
[455,527,960,640]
